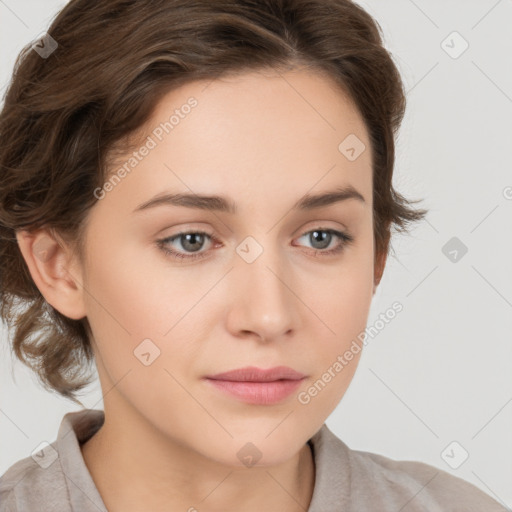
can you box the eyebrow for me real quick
[132,184,365,215]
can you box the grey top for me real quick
[0,409,507,511]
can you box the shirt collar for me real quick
[57,409,108,512]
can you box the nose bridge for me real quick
[232,232,296,336]
[237,229,287,286]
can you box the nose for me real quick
[225,245,299,343]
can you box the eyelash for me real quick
[156,227,354,262]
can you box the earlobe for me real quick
[15,229,87,320]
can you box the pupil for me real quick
[311,230,330,249]
[182,233,203,252]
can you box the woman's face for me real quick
[77,67,378,466]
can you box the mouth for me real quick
[203,366,307,405]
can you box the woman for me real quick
[0,0,506,510]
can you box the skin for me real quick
[16,67,387,512]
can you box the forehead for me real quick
[101,67,372,218]
[149,66,369,148]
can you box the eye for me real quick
[293,228,354,257]
[156,227,354,262]
[157,230,216,261]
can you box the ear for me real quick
[373,248,387,295]
[15,228,87,320]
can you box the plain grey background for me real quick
[1,0,511,508]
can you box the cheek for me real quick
[80,236,162,365]
[300,238,374,400]
[296,271,371,418]
[81,235,212,377]
[83,234,175,334]
[307,249,374,339]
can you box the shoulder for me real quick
[0,409,106,512]
[0,442,70,512]
[347,444,507,511]
[312,424,508,511]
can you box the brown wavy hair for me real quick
[0,0,428,405]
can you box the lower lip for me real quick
[204,378,305,405]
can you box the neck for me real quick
[81,404,316,512]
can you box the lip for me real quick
[205,366,306,382]
[203,366,307,405]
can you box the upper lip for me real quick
[205,366,306,382]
